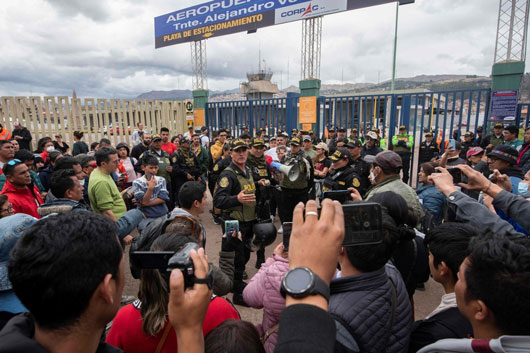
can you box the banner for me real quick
[155,0,401,48]
[489,90,518,121]
[299,96,317,124]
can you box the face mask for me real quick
[46,146,54,152]
[369,171,376,183]
[79,179,85,187]
[518,182,530,198]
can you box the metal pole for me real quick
[391,1,399,94]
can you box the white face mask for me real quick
[46,146,54,152]
[369,171,377,184]
[79,178,85,186]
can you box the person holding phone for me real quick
[213,139,257,306]
[391,125,414,184]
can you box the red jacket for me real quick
[106,297,239,353]
[1,180,43,218]
[161,142,177,155]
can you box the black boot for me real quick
[255,253,265,269]
[232,291,249,307]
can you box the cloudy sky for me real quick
[0,0,501,98]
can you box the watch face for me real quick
[285,267,313,294]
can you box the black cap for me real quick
[494,123,504,129]
[152,134,162,141]
[180,136,191,144]
[338,127,346,132]
[399,125,407,130]
[231,139,248,151]
[289,137,302,146]
[330,148,352,162]
[249,137,265,147]
[464,131,474,138]
[328,127,336,132]
[346,138,362,148]
[487,145,518,165]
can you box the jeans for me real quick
[116,209,144,240]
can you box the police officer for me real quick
[460,131,477,160]
[210,144,231,225]
[346,139,370,196]
[213,139,256,306]
[278,136,314,225]
[418,130,440,166]
[171,136,201,206]
[246,137,273,268]
[391,125,414,184]
[322,148,361,194]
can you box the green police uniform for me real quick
[391,128,414,184]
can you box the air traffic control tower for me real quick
[240,69,279,100]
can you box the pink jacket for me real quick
[243,254,289,353]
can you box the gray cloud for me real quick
[0,0,508,98]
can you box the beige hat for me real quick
[366,131,379,140]
[315,142,329,152]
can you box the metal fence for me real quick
[517,103,530,128]
[206,88,492,186]
[0,96,189,150]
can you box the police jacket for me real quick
[209,156,231,184]
[392,134,414,153]
[322,165,361,192]
[361,145,383,158]
[246,152,272,216]
[330,264,412,353]
[418,141,439,163]
[351,157,370,195]
[213,162,256,222]
[171,147,201,183]
[137,148,171,183]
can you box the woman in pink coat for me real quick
[243,243,289,353]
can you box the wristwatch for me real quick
[280,267,330,302]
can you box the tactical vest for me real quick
[322,170,344,192]
[393,134,412,153]
[224,166,256,222]
[280,158,309,190]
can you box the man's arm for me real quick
[101,209,117,222]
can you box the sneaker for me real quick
[213,216,221,225]
[278,226,283,234]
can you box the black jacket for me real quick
[418,141,439,163]
[409,307,473,352]
[12,128,32,151]
[0,313,122,353]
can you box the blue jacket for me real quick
[416,184,446,224]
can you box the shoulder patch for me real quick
[219,177,229,188]
[352,178,360,188]
[213,164,219,171]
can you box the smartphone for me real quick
[130,251,175,270]
[447,167,462,184]
[224,220,239,237]
[282,222,293,250]
[342,202,384,246]
[145,173,152,181]
[448,139,456,150]
[322,190,353,204]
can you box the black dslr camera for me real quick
[131,242,211,289]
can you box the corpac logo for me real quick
[281,3,319,18]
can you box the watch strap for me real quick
[310,272,330,302]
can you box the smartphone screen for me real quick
[130,251,175,269]
[322,190,352,204]
[225,220,239,236]
[282,222,293,250]
[342,202,384,246]
[447,168,462,184]
[448,139,456,150]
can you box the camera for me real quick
[131,242,201,289]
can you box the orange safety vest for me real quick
[0,129,11,140]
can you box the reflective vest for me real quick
[225,166,256,222]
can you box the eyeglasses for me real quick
[6,159,22,166]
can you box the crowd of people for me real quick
[0,120,529,353]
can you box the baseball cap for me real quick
[328,127,336,133]
[303,136,312,142]
[300,130,309,135]
[179,136,191,144]
[152,134,162,141]
[487,145,518,165]
[351,128,358,132]
[366,131,379,140]
[494,123,504,129]
[466,146,484,159]
[399,125,407,130]
[464,131,474,138]
[231,139,247,150]
[330,148,352,162]
[372,150,402,171]
[249,137,265,147]
[337,127,346,132]
[425,131,434,137]
[315,142,329,152]
[346,138,362,148]
[269,136,277,141]
[289,137,302,146]
[292,128,299,134]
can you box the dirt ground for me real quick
[122,192,444,324]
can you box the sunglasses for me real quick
[6,159,22,166]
